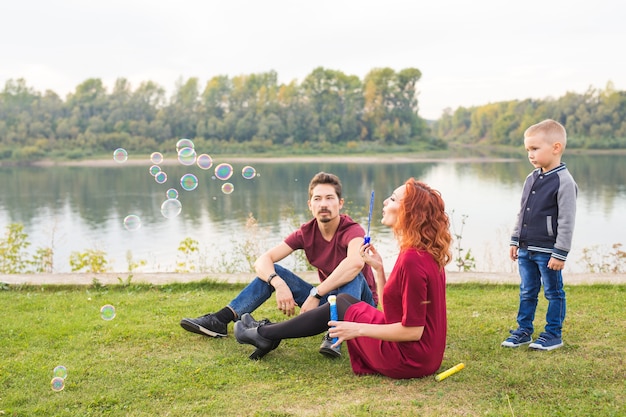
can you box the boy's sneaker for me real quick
[501,329,532,347]
[529,332,563,351]
[180,313,228,337]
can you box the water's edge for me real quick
[1,272,622,286]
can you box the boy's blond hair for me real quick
[524,119,567,149]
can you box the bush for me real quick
[0,223,31,273]
[69,249,109,273]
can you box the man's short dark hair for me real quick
[308,172,342,200]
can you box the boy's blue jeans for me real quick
[516,248,566,338]
[228,264,376,317]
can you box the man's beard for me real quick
[318,211,332,223]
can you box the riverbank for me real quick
[1,271,623,286]
[17,146,626,168]
[27,154,520,168]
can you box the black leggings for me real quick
[258,293,360,340]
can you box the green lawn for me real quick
[1,281,624,416]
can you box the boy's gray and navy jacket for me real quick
[510,163,578,261]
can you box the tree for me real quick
[167,77,200,139]
[363,67,423,143]
[301,67,363,143]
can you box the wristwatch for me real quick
[309,287,322,299]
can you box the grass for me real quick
[0,281,624,416]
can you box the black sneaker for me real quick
[180,313,228,338]
[319,332,341,358]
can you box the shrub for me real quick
[69,249,109,273]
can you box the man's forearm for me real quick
[316,259,363,295]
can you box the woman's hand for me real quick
[360,243,383,273]
[327,320,361,346]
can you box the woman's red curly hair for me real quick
[393,179,452,269]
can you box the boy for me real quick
[502,119,578,351]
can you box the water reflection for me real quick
[0,154,624,273]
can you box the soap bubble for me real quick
[100,304,116,321]
[214,163,233,180]
[161,198,182,219]
[166,188,179,200]
[242,166,257,179]
[149,165,161,176]
[53,365,68,379]
[113,148,128,163]
[150,152,164,164]
[155,171,168,184]
[196,154,213,170]
[221,183,234,194]
[123,215,141,231]
[176,138,194,151]
[51,377,65,391]
[177,147,196,166]
[180,174,198,191]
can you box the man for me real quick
[180,172,377,358]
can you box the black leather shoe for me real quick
[319,332,341,358]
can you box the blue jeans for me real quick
[228,264,376,317]
[516,248,566,338]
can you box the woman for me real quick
[235,179,452,379]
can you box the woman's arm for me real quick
[361,242,386,310]
[329,321,424,344]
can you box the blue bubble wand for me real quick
[364,190,375,244]
[328,295,339,345]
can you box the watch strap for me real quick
[310,286,322,299]
[267,273,278,287]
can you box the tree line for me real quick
[0,67,440,161]
[434,82,626,149]
[2,69,625,161]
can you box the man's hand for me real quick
[299,296,320,314]
[273,281,297,316]
[509,246,519,261]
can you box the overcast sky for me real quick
[1,0,623,119]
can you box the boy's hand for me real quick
[509,246,519,261]
[548,257,565,271]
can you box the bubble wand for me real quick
[328,295,339,345]
[364,190,375,244]
[435,363,465,382]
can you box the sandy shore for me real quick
[25,154,521,168]
[12,147,626,168]
[1,271,622,286]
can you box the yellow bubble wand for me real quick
[435,363,465,382]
